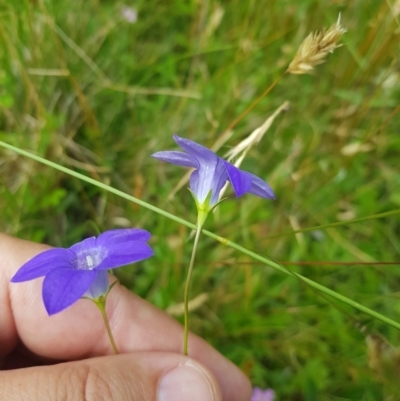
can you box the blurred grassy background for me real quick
[1,0,400,399]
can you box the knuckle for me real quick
[60,363,116,401]
[81,364,115,401]
[82,363,148,401]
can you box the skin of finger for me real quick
[0,352,222,401]
[0,237,50,358]
[0,233,252,401]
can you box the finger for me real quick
[0,233,252,401]
[0,236,50,357]
[0,351,223,401]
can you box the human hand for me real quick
[0,233,252,400]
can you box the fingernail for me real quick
[158,360,216,401]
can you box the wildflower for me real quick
[152,135,275,211]
[251,387,275,401]
[153,135,274,356]
[11,229,153,315]
[121,6,138,24]
[287,15,346,75]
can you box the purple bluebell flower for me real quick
[152,135,275,209]
[251,387,275,401]
[11,229,153,315]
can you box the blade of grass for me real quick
[263,209,400,240]
[1,140,399,330]
[44,16,201,100]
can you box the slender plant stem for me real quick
[263,209,400,240]
[94,297,120,355]
[213,235,400,330]
[1,141,400,330]
[0,141,191,228]
[213,72,286,149]
[183,222,203,356]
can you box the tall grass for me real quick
[1,0,400,399]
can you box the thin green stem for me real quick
[212,72,285,151]
[94,297,120,355]
[263,209,400,240]
[183,221,203,356]
[1,141,400,330]
[0,141,191,228]
[211,235,400,330]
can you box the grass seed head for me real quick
[287,15,347,75]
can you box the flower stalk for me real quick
[93,295,120,355]
[183,206,210,355]
[215,72,285,146]
[183,217,205,356]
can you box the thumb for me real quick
[1,352,223,401]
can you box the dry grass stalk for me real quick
[166,293,209,316]
[215,101,289,202]
[287,16,347,75]
[225,101,290,164]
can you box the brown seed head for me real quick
[287,16,347,75]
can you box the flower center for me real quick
[86,255,95,268]
[74,247,107,270]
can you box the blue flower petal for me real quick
[173,135,217,165]
[209,159,229,205]
[173,136,274,204]
[190,161,227,205]
[69,237,96,255]
[152,151,198,168]
[11,248,74,282]
[84,270,109,299]
[187,151,226,204]
[189,169,200,197]
[223,160,252,197]
[154,135,275,206]
[96,228,151,248]
[95,242,154,270]
[42,268,97,315]
[246,172,276,199]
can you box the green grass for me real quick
[1,0,400,399]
